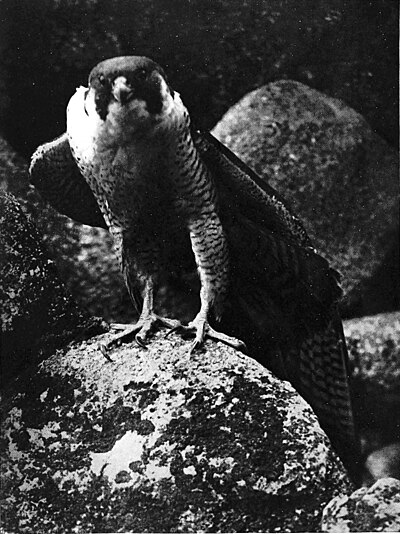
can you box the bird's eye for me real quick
[98,74,106,86]
[136,68,147,80]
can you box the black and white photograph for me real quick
[0,1,399,532]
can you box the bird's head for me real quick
[70,56,184,145]
[88,56,174,119]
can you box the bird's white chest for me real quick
[67,87,123,190]
[66,87,170,229]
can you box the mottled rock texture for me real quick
[213,81,399,318]
[345,312,400,394]
[0,191,106,384]
[344,313,400,458]
[0,332,352,533]
[322,477,400,532]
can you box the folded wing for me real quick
[29,133,107,229]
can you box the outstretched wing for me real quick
[195,130,359,474]
[29,133,107,229]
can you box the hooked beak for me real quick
[112,76,134,104]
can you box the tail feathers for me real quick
[282,315,361,482]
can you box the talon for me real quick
[135,333,148,349]
[100,344,114,362]
[189,339,203,355]
[165,325,185,338]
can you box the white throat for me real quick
[67,80,188,159]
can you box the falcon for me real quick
[30,56,360,479]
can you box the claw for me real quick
[189,339,203,355]
[165,324,186,338]
[135,333,148,350]
[100,343,114,362]
[206,326,247,353]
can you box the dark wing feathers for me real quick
[194,130,342,331]
[193,130,311,247]
[29,133,107,229]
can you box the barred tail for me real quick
[283,313,361,482]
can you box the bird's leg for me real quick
[184,286,247,354]
[168,212,246,354]
[100,278,181,354]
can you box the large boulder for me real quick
[213,81,399,318]
[322,477,400,532]
[0,332,352,533]
[0,191,105,384]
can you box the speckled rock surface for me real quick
[321,477,400,532]
[344,312,400,457]
[345,312,400,392]
[0,191,106,384]
[0,331,352,533]
[212,81,399,318]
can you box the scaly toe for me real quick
[206,326,247,353]
[185,320,247,354]
[99,323,141,355]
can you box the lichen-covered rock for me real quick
[345,312,400,392]
[0,191,105,384]
[0,332,352,533]
[212,81,399,318]
[344,312,400,459]
[321,477,400,532]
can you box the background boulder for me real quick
[213,81,399,318]
[1,331,352,533]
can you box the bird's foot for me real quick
[100,315,182,356]
[167,316,247,354]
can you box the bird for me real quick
[30,55,360,480]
